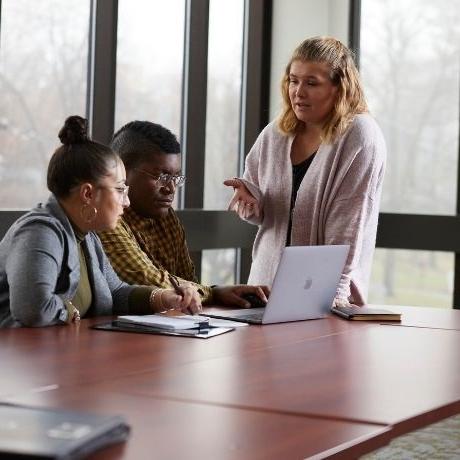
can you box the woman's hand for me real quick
[223,178,260,219]
[332,298,357,309]
[211,285,270,308]
[65,301,81,324]
[159,286,203,315]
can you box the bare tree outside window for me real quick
[0,0,89,209]
[204,0,244,211]
[361,0,460,307]
[115,0,185,136]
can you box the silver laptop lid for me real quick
[262,245,349,324]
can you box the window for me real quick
[361,0,460,308]
[0,0,268,288]
[369,249,454,308]
[0,0,90,208]
[360,0,460,216]
[201,0,244,284]
[202,249,236,285]
[203,0,244,210]
[115,0,185,136]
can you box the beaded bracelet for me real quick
[158,289,166,311]
[149,288,163,311]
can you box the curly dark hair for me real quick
[110,121,180,170]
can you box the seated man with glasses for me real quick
[98,120,268,311]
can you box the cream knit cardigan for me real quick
[240,113,386,305]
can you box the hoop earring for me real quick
[80,204,98,224]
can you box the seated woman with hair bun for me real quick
[0,115,197,327]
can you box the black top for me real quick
[286,153,316,246]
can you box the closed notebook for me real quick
[331,305,401,321]
[0,403,129,459]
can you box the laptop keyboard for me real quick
[237,312,264,322]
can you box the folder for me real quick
[92,320,234,339]
[117,314,210,330]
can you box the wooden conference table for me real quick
[1,305,460,459]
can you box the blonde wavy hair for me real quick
[278,36,368,143]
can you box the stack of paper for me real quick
[117,315,209,331]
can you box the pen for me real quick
[168,273,203,316]
[168,274,183,296]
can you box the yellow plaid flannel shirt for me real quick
[98,207,213,303]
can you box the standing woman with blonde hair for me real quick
[224,36,386,306]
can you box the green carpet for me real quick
[361,414,460,459]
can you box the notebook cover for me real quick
[331,305,401,321]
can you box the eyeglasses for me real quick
[102,185,130,203]
[134,168,186,187]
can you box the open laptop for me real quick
[203,245,349,325]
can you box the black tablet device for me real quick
[0,403,129,459]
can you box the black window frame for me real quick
[3,0,458,308]
[0,0,272,284]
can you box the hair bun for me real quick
[58,116,89,145]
